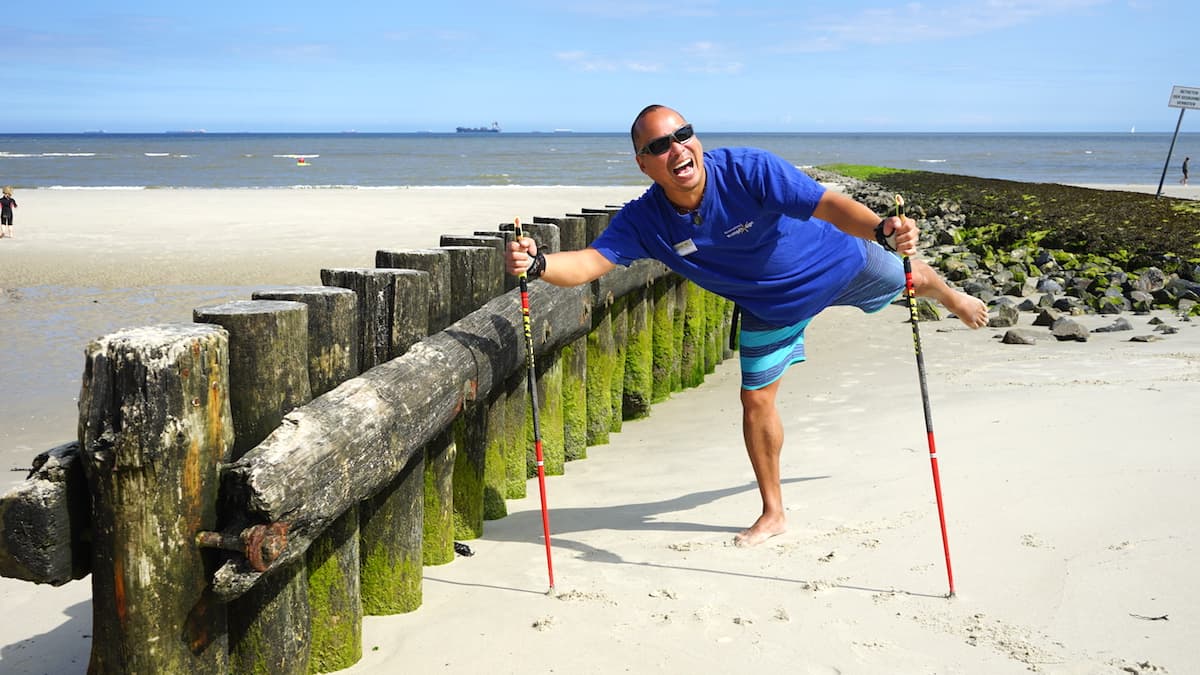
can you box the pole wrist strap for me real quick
[527,252,547,279]
[874,219,898,253]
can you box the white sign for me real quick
[1169,85,1200,110]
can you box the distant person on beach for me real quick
[1182,157,1190,186]
[506,104,988,547]
[0,186,15,238]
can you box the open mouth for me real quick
[672,158,694,177]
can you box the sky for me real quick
[2,0,1196,133]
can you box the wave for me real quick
[918,159,947,163]
[45,185,148,190]
[273,154,321,159]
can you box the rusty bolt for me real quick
[195,522,289,572]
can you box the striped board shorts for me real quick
[739,240,905,390]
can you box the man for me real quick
[1181,157,1190,186]
[505,105,988,547]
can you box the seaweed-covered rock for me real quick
[806,165,1200,323]
[1132,268,1168,293]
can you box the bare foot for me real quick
[943,290,989,329]
[733,514,786,548]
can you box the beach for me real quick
[1,186,1198,673]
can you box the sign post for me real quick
[1156,85,1198,198]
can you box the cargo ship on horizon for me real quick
[456,122,501,133]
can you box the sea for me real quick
[1,131,1196,189]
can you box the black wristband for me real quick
[874,219,897,253]
[526,252,547,279]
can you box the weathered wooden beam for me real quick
[79,324,233,674]
[533,351,565,476]
[623,285,654,420]
[374,249,453,334]
[439,245,503,324]
[193,300,313,460]
[252,285,360,394]
[451,405,487,539]
[473,230,518,293]
[212,282,590,600]
[481,390,508,520]
[194,300,315,674]
[320,268,398,372]
[651,277,679,404]
[561,336,588,462]
[531,215,586,252]
[0,441,90,584]
[586,307,614,447]
[360,452,424,615]
[609,295,628,434]
[358,269,429,620]
[502,221,560,256]
[566,211,611,242]
[387,269,430,359]
[305,506,362,673]
[593,259,673,310]
[501,372,528,500]
[250,285,363,673]
[444,234,510,295]
[421,430,456,566]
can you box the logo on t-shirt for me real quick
[724,221,754,238]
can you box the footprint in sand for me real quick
[1021,533,1053,549]
[555,589,616,605]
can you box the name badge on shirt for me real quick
[673,238,699,256]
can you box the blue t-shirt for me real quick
[592,147,866,325]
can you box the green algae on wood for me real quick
[422,430,456,566]
[503,374,529,499]
[306,508,362,673]
[608,296,628,433]
[451,413,485,540]
[680,283,707,389]
[586,309,614,446]
[360,453,424,615]
[650,277,677,404]
[532,353,566,477]
[622,286,654,420]
[482,393,509,520]
[561,338,588,462]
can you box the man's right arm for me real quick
[506,239,616,287]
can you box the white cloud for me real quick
[554,50,662,73]
[777,0,1109,51]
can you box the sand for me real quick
[1,186,1197,674]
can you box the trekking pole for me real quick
[895,194,956,598]
[514,218,556,592]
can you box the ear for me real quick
[635,154,648,175]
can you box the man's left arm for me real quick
[812,190,917,256]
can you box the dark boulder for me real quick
[1051,317,1089,342]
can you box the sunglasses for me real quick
[637,124,695,156]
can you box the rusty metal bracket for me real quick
[195,522,289,572]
